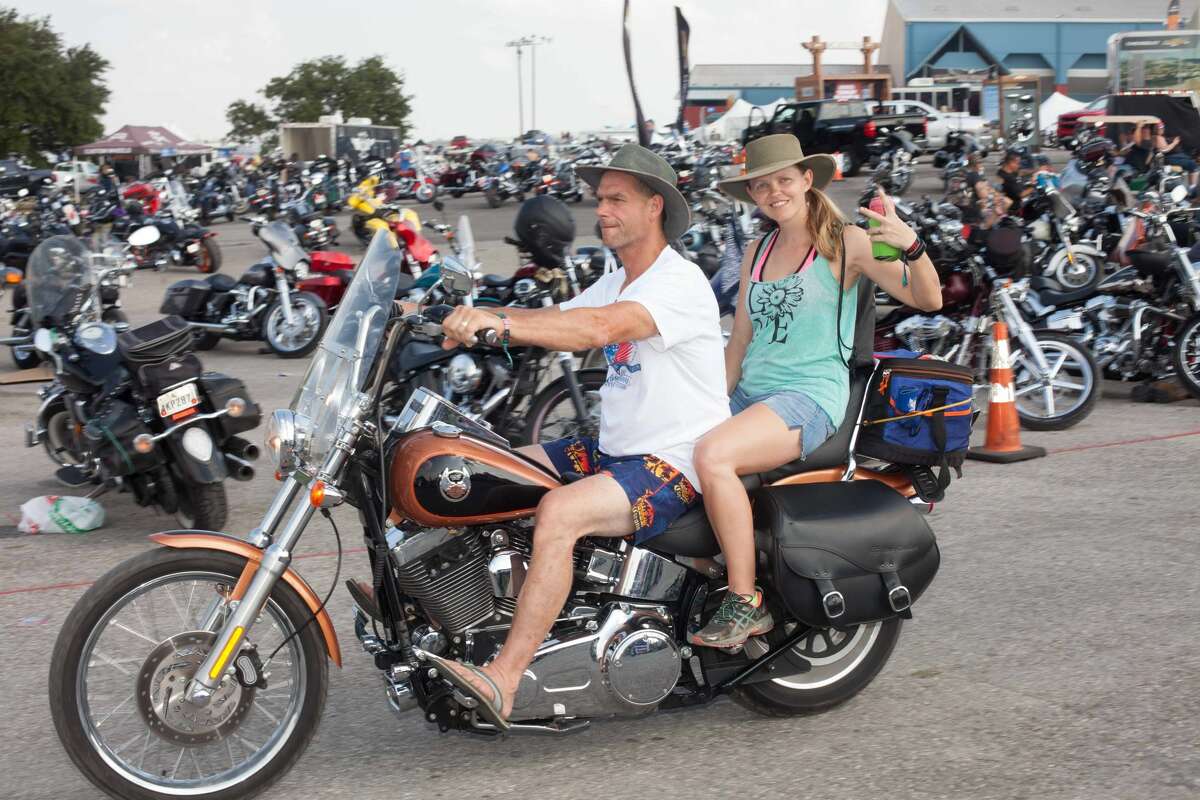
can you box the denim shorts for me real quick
[541,436,700,544]
[729,386,835,459]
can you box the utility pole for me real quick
[506,35,551,138]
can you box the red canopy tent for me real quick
[75,125,212,177]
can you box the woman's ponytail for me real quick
[805,183,845,263]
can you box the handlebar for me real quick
[404,314,501,347]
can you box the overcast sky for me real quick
[17,0,887,142]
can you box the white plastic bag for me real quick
[18,495,105,534]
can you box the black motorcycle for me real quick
[279,199,339,250]
[866,128,920,196]
[116,196,223,274]
[22,235,260,530]
[162,218,328,358]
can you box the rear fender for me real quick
[164,430,228,483]
[149,530,342,667]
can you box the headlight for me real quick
[293,261,310,280]
[265,408,309,470]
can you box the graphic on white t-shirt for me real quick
[603,341,642,388]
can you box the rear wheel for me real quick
[194,239,222,274]
[49,548,327,800]
[731,618,902,716]
[173,477,228,531]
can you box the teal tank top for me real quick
[737,230,858,428]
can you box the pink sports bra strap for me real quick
[751,229,817,281]
[750,229,779,282]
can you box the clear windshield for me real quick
[289,228,401,465]
[258,220,308,271]
[26,235,94,328]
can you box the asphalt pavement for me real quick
[0,155,1197,800]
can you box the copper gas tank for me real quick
[388,429,561,527]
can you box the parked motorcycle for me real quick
[22,235,261,530]
[116,194,223,274]
[867,128,919,196]
[50,230,946,799]
[161,219,328,358]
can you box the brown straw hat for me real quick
[718,134,838,204]
[575,143,691,241]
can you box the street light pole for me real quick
[506,35,551,138]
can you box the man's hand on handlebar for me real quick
[439,306,503,349]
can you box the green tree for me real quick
[225,99,275,143]
[0,8,110,162]
[227,55,412,145]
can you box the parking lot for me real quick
[1,159,1198,800]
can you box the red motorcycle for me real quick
[121,181,161,215]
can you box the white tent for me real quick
[704,98,783,141]
[1038,92,1087,132]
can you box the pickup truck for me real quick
[742,100,927,176]
[868,99,993,150]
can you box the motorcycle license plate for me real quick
[157,382,200,419]
[186,242,200,253]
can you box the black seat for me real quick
[1029,275,1096,306]
[206,273,237,292]
[481,273,514,289]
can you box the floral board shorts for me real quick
[541,436,700,544]
[729,386,835,460]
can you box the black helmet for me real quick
[514,195,575,267]
[124,199,144,217]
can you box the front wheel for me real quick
[49,548,328,800]
[520,367,606,446]
[1172,312,1200,400]
[1012,331,1100,430]
[415,183,436,203]
[732,618,902,716]
[262,292,328,358]
[1051,249,1103,292]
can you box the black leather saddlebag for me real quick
[84,398,162,477]
[755,481,940,628]
[118,315,195,366]
[199,372,261,437]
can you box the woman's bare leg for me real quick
[693,404,805,596]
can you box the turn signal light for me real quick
[3,269,20,285]
[310,481,325,507]
[132,433,155,454]
[225,396,247,418]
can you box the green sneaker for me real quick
[689,589,774,648]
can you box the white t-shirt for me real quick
[559,245,730,490]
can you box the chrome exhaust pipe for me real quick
[223,452,255,481]
[224,435,260,461]
[188,321,236,333]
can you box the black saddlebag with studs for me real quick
[754,480,940,628]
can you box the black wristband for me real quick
[902,237,926,263]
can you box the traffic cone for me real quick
[966,322,1047,463]
[832,152,844,182]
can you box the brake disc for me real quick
[136,631,255,745]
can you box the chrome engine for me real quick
[894,314,962,358]
[376,524,689,721]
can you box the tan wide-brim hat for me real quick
[575,143,691,241]
[719,133,838,204]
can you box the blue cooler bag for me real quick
[856,351,975,495]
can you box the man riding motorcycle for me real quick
[411,144,730,726]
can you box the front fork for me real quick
[275,275,296,325]
[186,402,362,704]
[995,289,1052,375]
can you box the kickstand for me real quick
[85,481,114,500]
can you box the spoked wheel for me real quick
[731,618,902,716]
[1172,312,1200,400]
[1012,332,1099,430]
[520,368,606,446]
[262,293,327,358]
[49,549,327,800]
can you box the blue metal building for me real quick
[878,0,1198,99]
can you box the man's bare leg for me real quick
[436,473,633,718]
